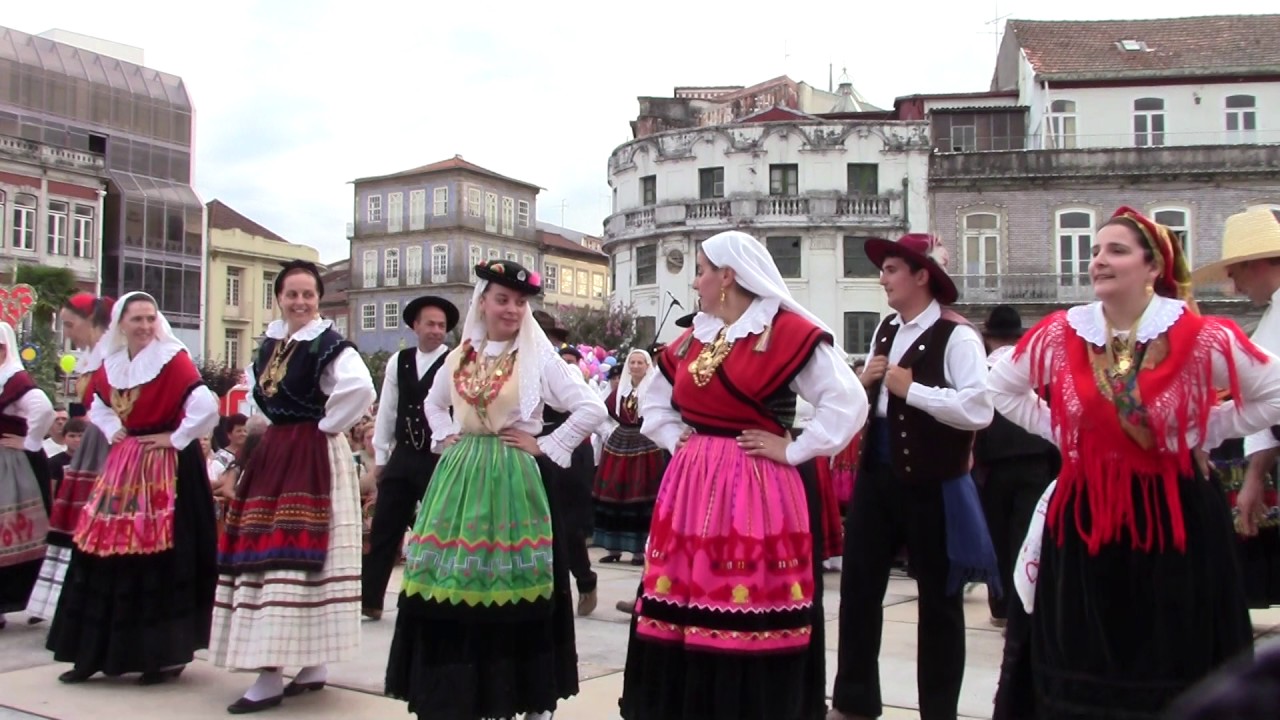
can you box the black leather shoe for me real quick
[227,695,283,714]
[138,666,185,685]
[282,680,325,697]
[59,668,95,684]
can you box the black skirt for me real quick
[384,456,578,720]
[45,442,217,675]
[1026,474,1253,719]
[617,458,827,720]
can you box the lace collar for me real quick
[265,317,332,342]
[692,297,781,344]
[1066,295,1186,347]
[103,338,185,390]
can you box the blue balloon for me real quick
[603,356,617,365]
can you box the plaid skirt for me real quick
[209,430,361,669]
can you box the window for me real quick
[433,187,449,216]
[226,267,242,306]
[384,302,399,329]
[431,244,448,282]
[501,197,515,235]
[335,315,348,336]
[699,167,725,199]
[592,272,605,299]
[361,303,376,331]
[635,245,657,285]
[505,251,518,261]
[1153,208,1191,262]
[487,247,500,261]
[842,236,878,278]
[846,164,878,195]
[766,236,802,278]
[47,200,68,255]
[409,189,426,230]
[1226,95,1257,142]
[469,244,483,280]
[468,187,482,217]
[224,329,242,366]
[562,265,575,296]
[523,253,535,270]
[485,192,498,232]
[72,204,94,258]
[1048,100,1077,149]
[387,192,403,232]
[384,248,400,286]
[517,200,530,227]
[367,194,382,223]
[843,312,880,356]
[1133,98,1165,147]
[406,245,423,285]
[577,269,590,297]
[12,193,36,250]
[262,272,276,310]
[950,119,977,151]
[545,263,559,293]
[769,164,798,195]
[1056,210,1094,290]
[963,213,1002,290]
[362,249,378,288]
[641,175,656,205]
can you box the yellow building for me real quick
[205,199,319,368]
[539,226,609,308]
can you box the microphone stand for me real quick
[654,296,681,341]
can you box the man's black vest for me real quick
[384,347,448,478]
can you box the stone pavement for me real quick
[4,547,1280,719]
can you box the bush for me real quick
[551,302,638,352]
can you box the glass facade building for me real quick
[0,26,203,351]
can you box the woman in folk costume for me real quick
[988,207,1280,719]
[620,230,865,720]
[46,292,219,683]
[26,293,114,623]
[592,348,667,565]
[385,259,607,720]
[0,321,55,629]
[794,396,845,570]
[210,260,375,714]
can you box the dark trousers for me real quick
[361,459,432,611]
[566,529,596,594]
[978,457,1052,620]
[832,461,966,720]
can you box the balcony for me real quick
[0,134,106,174]
[605,191,905,244]
[953,273,1237,304]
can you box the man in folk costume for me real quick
[363,295,459,621]
[829,234,999,720]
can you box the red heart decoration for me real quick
[0,284,36,328]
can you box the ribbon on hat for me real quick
[1110,206,1199,315]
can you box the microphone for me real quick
[665,290,684,310]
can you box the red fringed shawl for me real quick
[1014,310,1266,555]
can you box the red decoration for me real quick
[0,284,36,327]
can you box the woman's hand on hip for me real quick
[0,434,26,451]
[138,433,174,451]
[500,429,543,457]
[737,429,791,464]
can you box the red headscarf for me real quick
[1108,206,1198,313]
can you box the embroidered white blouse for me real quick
[243,318,376,435]
[640,298,867,466]
[87,338,219,450]
[988,296,1280,452]
[0,363,55,453]
[423,339,608,468]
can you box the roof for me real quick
[352,154,542,191]
[207,199,289,243]
[539,229,607,260]
[1006,15,1280,81]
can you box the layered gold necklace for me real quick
[1103,318,1140,379]
[259,340,301,398]
[688,328,733,387]
[454,341,516,421]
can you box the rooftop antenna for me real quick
[829,63,833,92]
[983,1,1012,53]
[559,199,568,227]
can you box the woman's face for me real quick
[627,351,649,381]
[479,285,527,341]
[229,424,249,449]
[199,436,211,455]
[1090,223,1160,305]
[60,308,92,348]
[693,251,729,315]
[122,298,158,349]
[278,270,320,328]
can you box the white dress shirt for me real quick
[1244,287,1280,458]
[868,300,993,431]
[373,345,450,465]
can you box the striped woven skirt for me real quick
[592,423,667,554]
[209,430,361,670]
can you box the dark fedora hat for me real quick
[863,234,958,305]
[546,326,570,344]
[674,312,696,329]
[982,305,1024,339]
[476,259,542,295]
[402,295,460,331]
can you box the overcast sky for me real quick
[7,1,1276,263]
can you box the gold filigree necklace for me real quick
[1104,318,1140,379]
[688,328,733,387]
[259,340,301,398]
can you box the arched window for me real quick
[1151,207,1191,264]
[1056,209,1095,295]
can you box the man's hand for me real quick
[860,356,888,388]
[1238,468,1269,537]
[884,365,914,399]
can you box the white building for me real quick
[604,77,930,354]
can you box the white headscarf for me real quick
[698,230,834,341]
[616,349,655,416]
[102,291,189,389]
[0,322,25,388]
[460,280,560,421]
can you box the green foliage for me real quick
[551,302,638,352]
[13,265,78,400]
[364,349,393,398]
[198,357,244,397]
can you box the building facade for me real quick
[921,15,1280,327]
[538,223,609,309]
[205,199,319,369]
[348,155,541,352]
[604,79,929,352]
[0,26,205,352]
[319,257,351,339]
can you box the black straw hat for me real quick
[982,305,1025,339]
[402,296,460,331]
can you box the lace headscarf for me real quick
[616,349,655,416]
[459,280,559,421]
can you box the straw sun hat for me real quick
[1192,206,1280,284]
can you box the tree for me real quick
[363,349,393,398]
[12,265,78,400]
[551,302,639,352]
[198,357,244,398]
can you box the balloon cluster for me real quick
[575,344,617,383]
